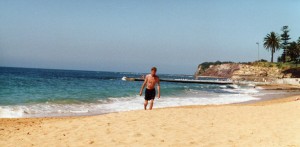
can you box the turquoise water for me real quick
[0,67,261,118]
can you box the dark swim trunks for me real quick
[145,88,156,101]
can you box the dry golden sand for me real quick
[1,95,300,147]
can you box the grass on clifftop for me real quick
[199,61,300,71]
[251,62,300,70]
[198,61,300,78]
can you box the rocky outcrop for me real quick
[231,64,285,82]
[195,63,297,82]
[195,64,240,78]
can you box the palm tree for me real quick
[264,32,281,62]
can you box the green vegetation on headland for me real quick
[197,61,300,79]
[196,25,300,79]
[199,61,299,70]
[198,61,234,71]
[251,61,298,69]
[264,26,300,64]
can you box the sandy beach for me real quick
[1,95,300,147]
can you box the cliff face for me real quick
[195,63,297,82]
[195,64,240,78]
[231,64,285,82]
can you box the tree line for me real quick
[263,26,300,64]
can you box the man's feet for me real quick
[144,100,154,110]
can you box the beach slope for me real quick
[1,96,300,147]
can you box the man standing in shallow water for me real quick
[139,67,160,110]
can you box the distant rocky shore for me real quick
[194,62,300,85]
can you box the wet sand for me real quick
[1,94,300,146]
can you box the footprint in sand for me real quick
[106,128,111,134]
[134,133,142,137]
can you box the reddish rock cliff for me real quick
[195,63,299,82]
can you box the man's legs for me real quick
[149,99,154,110]
[144,100,148,110]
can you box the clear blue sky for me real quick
[1,0,300,74]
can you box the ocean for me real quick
[0,67,268,118]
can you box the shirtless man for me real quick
[139,67,160,110]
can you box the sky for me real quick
[1,0,300,74]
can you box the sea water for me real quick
[0,67,262,118]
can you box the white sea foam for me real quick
[0,107,24,118]
[227,84,239,89]
[221,86,259,94]
[0,83,263,118]
[0,92,260,118]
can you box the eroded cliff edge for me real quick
[195,62,300,82]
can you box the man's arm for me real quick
[157,78,160,98]
[139,76,148,96]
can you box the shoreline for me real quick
[1,85,300,118]
[1,93,300,146]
